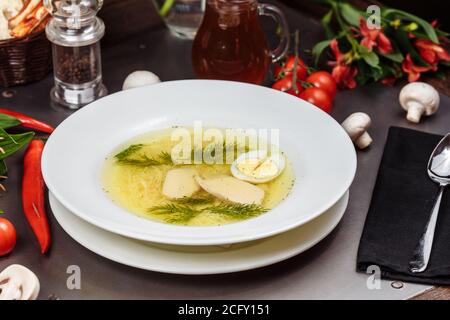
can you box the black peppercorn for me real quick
[53,44,101,85]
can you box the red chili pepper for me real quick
[0,108,54,134]
[22,140,51,254]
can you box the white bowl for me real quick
[42,80,356,246]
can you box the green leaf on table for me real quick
[371,65,384,81]
[0,114,21,129]
[358,45,380,68]
[0,129,34,160]
[339,3,361,27]
[0,160,7,177]
[436,28,450,37]
[389,27,429,67]
[434,70,447,80]
[312,39,332,66]
[321,10,335,39]
[363,51,380,68]
[355,60,371,85]
[379,51,404,63]
[382,8,439,43]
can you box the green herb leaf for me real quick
[158,151,173,164]
[312,39,332,66]
[358,45,380,68]
[382,8,439,44]
[389,27,429,67]
[148,201,268,224]
[115,144,144,160]
[148,204,202,224]
[379,51,404,63]
[174,196,214,205]
[115,144,173,167]
[436,28,450,37]
[0,114,21,129]
[0,160,7,177]
[0,129,34,160]
[355,60,371,85]
[205,203,268,219]
[362,51,380,68]
[321,10,335,39]
[117,156,162,167]
[371,65,384,81]
[339,3,361,27]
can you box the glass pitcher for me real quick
[192,0,290,84]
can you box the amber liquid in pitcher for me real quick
[192,0,270,84]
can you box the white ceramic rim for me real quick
[49,191,349,275]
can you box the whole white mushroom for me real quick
[0,264,40,300]
[399,82,440,123]
[122,70,161,91]
[341,112,373,149]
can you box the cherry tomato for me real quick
[0,217,16,257]
[275,56,308,81]
[306,71,337,99]
[299,88,333,113]
[272,75,303,94]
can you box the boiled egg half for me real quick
[231,150,285,184]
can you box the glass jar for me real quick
[45,0,106,109]
[192,0,290,84]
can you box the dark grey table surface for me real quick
[0,2,448,299]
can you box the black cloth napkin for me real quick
[357,127,450,285]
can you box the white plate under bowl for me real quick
[42,80,356,246]
[49,191,349,275]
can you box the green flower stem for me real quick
[159,0,175,18]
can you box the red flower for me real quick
[332,64,358,89]
[402,54,432,82]
[329,39,358,89]
[359,18,393,54]
[415,39,450,65]
[380,77,396,86]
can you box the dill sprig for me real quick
[115,144,173,167]
[205,203,268,219]
[115,144,144,160]
[193,141,250,163]
[174,196,214,205]
[115,140,250,168]
[159,151,173,164]
[148,201,267,224]
[148,203,201,224]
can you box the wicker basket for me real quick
[0,30,52,88]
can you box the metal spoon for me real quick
[409,133,450,273]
